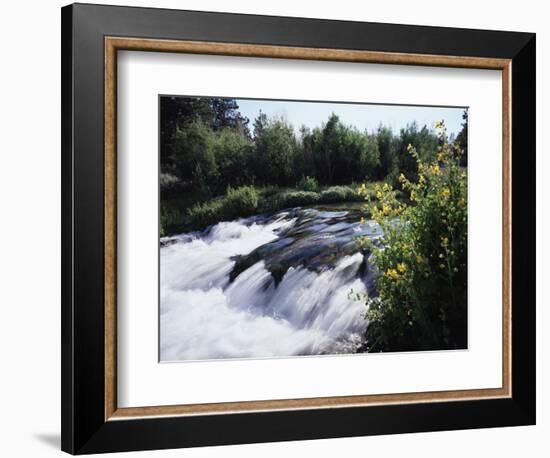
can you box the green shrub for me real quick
[270,190,320,209]
[223,185,259,216]
[259,185,280,199]
[185,186,259,230]
[320,186,362,203]
[358,121,467,352]
[186,199,225,229]
[297,175,319,192]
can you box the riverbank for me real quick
[161,182,384,236]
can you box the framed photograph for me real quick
[61,3,536,454]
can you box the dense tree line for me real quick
[160,97,467,199]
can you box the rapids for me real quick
[160,207,381,361]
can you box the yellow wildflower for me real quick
[399,173,406,183]
[376,191,382,199]
[437,152,445,162]
[406,143,413,152]
[440,188,451,198]
[419,175,426,185]
[382,204,391,215]
[386,268,399,280]
[383,183,391,192]
[410,190,416,201]
[429,164,441,175]
[397,263,407,273]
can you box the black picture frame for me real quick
[61,3,536,454]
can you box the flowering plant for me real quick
[358,121,467,352]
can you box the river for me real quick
[160,205,382,361]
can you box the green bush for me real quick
[185,186,259,230]
[320,186,362,203]
[186,199,225,229]
[259,185,281,199]
[275,190,320,208]
[160,203,184,237]
[358,121,467,352]
[223,185,259,216]
[297,175,319,192]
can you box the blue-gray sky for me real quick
[236,98,466,137]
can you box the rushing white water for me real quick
[160,211,370,361]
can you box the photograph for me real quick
[54,2,537,455]
[159,96,469,362]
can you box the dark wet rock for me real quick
[230,206,382,286]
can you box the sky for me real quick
[236,98,466,138]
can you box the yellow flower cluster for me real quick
[386,268,399,280]
[440,187,451,199]
[386,263,407,280]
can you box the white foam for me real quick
[160,217,367,361]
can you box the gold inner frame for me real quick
[104,37,512,421]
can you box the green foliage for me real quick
[185,186,259,230]
[161,98,443,199]
[212,128,254,188]
[394,122,439,183]
[454,109,468,166]
[176,184,365,233]
[185,199,225,230]
[160,202,185,237]
[358,121,467,352]
[303,114,380,184]
[319,186,363,203]
[253,118,298,185]
[374,125,398,180]
[172,120,217,192]
[266,190,320,209]
[297,175,319,192]
[223,185,259,216]
[160,96,250,158]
